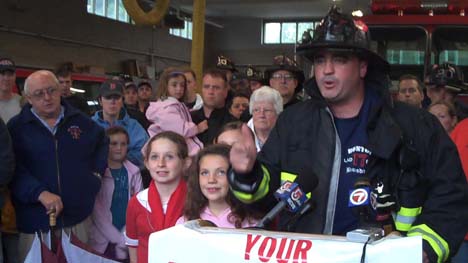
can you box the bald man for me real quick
[7,70,108,261]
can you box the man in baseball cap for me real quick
[0,58,21,122]
[92,79,148,168]
[0,58,16,73]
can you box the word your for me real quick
[245,234,312,263]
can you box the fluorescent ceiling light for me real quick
[70,87,85,93]
[352,10,363,17]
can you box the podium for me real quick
[148,220,422,262]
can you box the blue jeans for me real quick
[452,240,468,263]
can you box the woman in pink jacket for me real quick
[146,67,206,156]
[89,127,143,260]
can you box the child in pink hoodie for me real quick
[146,67,206,156]
[89,126,143,261]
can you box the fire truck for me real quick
[362,0,468,102]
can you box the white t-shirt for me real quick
[0,93,22,122]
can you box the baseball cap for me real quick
[0,58,16,73]
[100,80,123,97]
[124,82,138,91]
[138,80,152,89]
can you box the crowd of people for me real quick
[0,6,468,263]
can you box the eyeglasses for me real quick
[28,87,59,100]
[252,108,275,115]
[271,74,295,81]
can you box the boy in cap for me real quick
[92,80,149,168]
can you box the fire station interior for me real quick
[1,0,468,106]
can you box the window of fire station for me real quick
[263,21,317,44]
[87,0,131,23]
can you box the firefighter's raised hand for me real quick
[38,191,64,217]
[230,123,257,174]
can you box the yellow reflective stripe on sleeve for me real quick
[280,172,311,198]
[280,172,297,183]
[408,224,449,263]
[394,207,422,232]
[231,165,271,204]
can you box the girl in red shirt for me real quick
[125,131,191,263]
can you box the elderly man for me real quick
[92,79,148,168]
[229,7,468,263]
[7,70,108,261]
[0,58,22,122]
[397,74,424,108]
[265,55,305,108]
[247,86,283,151]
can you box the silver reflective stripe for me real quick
[396,214,417,225]
[324,109,341,235]
[409,228,448,261]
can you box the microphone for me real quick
[348,177,372,227]
[255,172,318,229]
[346,177,384,244]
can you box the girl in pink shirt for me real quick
[89,126,143,261]
[176,144,260,228]
[146,67,206,156]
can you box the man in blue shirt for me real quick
[92,80,149,168]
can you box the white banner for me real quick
[149,221,422,263]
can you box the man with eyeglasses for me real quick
[7,70,108,262]
[92,79,148,168]
[265,55,305,108]
[228,7,468,263]
[397,74,424,108]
